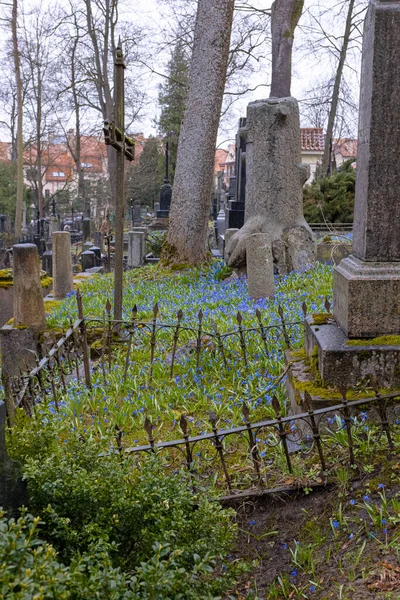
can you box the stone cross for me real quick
[333,0,400,338]
[103,40,135,320]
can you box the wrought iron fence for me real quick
[5,290,303,420]
[4,290,399,498]
[122,389,400,497]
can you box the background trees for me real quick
[158,41,189,184]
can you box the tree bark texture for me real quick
[163,0,234,266]
[12,0,23,236]
[270,0,304,98]
[321,0,356,175]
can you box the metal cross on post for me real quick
[103,40,135,321]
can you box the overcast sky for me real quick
[128,0,363,145]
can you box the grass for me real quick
[7,259,400,597]
[241,461,400,598]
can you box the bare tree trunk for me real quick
[70,35,86,213]
[12,0,24,237]
[321,0,356,175]
[162,0,234,266]
[270,0,304,98]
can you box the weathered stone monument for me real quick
[13,244,46,331]
[1,244,46,382]
[291,0,400,401]
[127,231,145,267]
[52,232,74,299]
[246,233,274,299]
[225,98,315,274]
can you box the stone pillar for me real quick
[333,0,400,338]
[48,216,59,237]
[154,202,160,216]
[133,201,142,225]
[245,233,274,299]
[42,242,53,276]
[52,232,73,299]
[93,231,104,252]
[82,217,91,243]
[13,244,46,331]
[127,231,144,267]
[224,228,239,262]
[132,226,147,259]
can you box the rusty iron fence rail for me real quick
[5,290,304,417]
[118,389,400,495]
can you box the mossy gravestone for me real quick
[0,401,27,516]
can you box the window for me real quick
[81,162,93,168]
[52,171,65,177]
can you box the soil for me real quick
[226,478,400,599]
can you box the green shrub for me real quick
[0,510,135,599]
[303,160,355,223]
[0,510,240,599]
[8,416,238,597]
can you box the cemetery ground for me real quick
[2,261,400,599]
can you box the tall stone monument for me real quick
[334,0,400,338]
[225,98,315,274]
[301,0,400,391]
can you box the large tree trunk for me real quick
[270,0,304,98]
[321,0,356,175]
[162,0,234,266]
[12,0,24,237]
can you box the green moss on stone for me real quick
[346,335,400,347]
[311,313,333,326]
[44,299,61,314]
[289,349,306,361]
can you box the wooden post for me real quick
[114,43,125,322]
[103,41,135,321]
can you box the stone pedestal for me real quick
[127,231,144,267]
[13,244,46,331]
[81,250,95,272]
[334,256,400,338]
[245,233,274,299]
[0,401,27,516]
[0,325,39,377]
[53,232,73,299]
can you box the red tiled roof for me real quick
[300,128,325,152]
[0,142,11,162]
[333,138,358,158]
[214,149,228,172]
